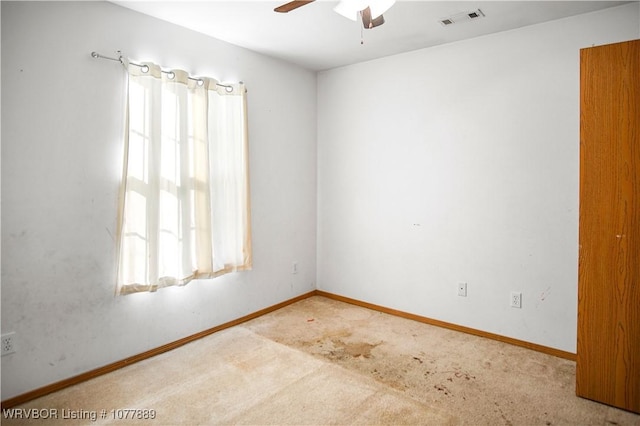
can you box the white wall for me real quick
[1,1,317,400]
[317,3,640,354]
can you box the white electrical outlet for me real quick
[510,292,522,308]
[458,282,467,297]
[1,332,16,356]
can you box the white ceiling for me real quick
[114,1,632,71]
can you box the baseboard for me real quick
[315,290,577,362]
[0,290,317,409]
[2,288,576,409]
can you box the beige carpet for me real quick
[3,296,640,425]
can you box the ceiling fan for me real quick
[274,0,395,29]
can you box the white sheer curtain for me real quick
[116,62,251,295]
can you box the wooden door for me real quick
[577,39,640,414]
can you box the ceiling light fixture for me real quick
[334,0,395,23]
[274,0,395,29]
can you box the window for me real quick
[116,62,251,295]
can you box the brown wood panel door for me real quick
[577,39,640,414]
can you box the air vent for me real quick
[439,9,485,26]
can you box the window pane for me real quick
[128,133,147,183]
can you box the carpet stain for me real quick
[454,370,476,380]
[522,359,551,377]
[494,402,514,426]
[326,339,381,360]
[434,384,452,396]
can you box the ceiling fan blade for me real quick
[361,7,385,29]
[274,0,315,13]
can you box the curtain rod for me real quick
[91,51,237,92]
